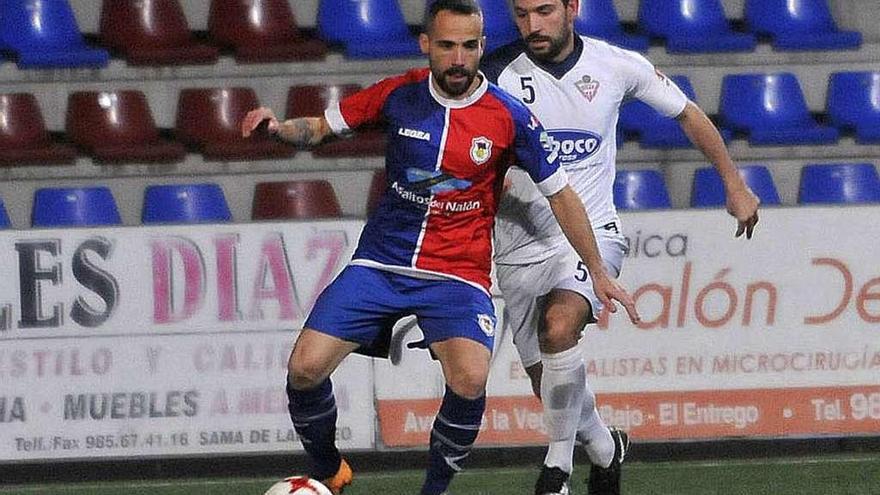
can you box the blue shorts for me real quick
[304,265,496,357]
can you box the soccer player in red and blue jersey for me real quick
[241,1,639,493]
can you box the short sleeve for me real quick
[510,104,568,197]
[324,70,426,134]
[622,52,688,118]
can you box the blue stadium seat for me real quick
[691,165,780,207]
[639,0,755,53]
[745,0,861,51]
[0,0,109,68]
[799,163,880,204]
[828,72,880,144]
[613,170,671,210]
[575,0,649,52]
[0,198,10,229]
[477,0,520,52]
[32,187,121,227]
[720,73,839,145]
[618,75,732,148]
[142,183,232,224]
[317,0,420,59]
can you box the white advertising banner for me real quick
[3,207,878,458]
[375,207,880,445]
[0,221,376,461]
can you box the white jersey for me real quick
[483,35,688,264]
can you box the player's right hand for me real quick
[726,184,760,239]
[241,107,279,138]
[593,274,641,325]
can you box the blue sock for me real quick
[421,387,486,495]
[286,376,341,480]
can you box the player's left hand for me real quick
[241,106,279,138]
[593,275,640,325]
[726,185,760,239]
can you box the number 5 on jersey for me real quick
[520,76,536,104]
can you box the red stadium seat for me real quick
[366,168,386,216]
[175,87,296,161]
[287,85,386,157]
[252,180,342,220]
[66,91,186,164]
[100,0,218,66]
[0,93,76,166]
[207,0,326,63]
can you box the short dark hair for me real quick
[425,0,483,32]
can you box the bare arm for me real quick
[240,107,333,147]
[547,185,640,324]
[677,101,760,238]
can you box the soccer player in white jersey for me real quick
[482,1,760,493]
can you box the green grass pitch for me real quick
[2,454,878,494]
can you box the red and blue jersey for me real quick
[324,68,566,293]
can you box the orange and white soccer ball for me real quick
[263,476,333,495]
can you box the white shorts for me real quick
[496,223,627,368]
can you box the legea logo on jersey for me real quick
[540,129,602,164]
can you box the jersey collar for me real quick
[428,71,489,109]
[527,34,584,80]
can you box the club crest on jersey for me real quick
[575,75,600,102]
[477,314,495,337]
[470,137,493,165]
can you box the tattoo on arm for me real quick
[278,117,327,147]
[291,119,314,145]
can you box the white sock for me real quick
[540,346,586,474]
[575,386,614,468]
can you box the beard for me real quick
[434,66,477,97]
[525,27,572,62]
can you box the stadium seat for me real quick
[142,183,232,224]
[613,170,671,210]
[317,0,420,59]
[744,0,861,51]
[575,0,649,52]
[100,0,218,66]
[618,76,732,148]
[252,180,342,220]
[32,186,122,227]
[691,165,780,207]
[476,0,520,52]
[207,0,326,63]
[66,91,186,164]
[175,87,296,161]
[366,169,387,216]
[720,73,839,145]
[0,93,76,166]
[0,0,109,69]
[0,198,10,229]
[799,163,880,204]
[828,72,880,144]
[618,75,693,147]
[639,0,756,53]
[287,85,386,157]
